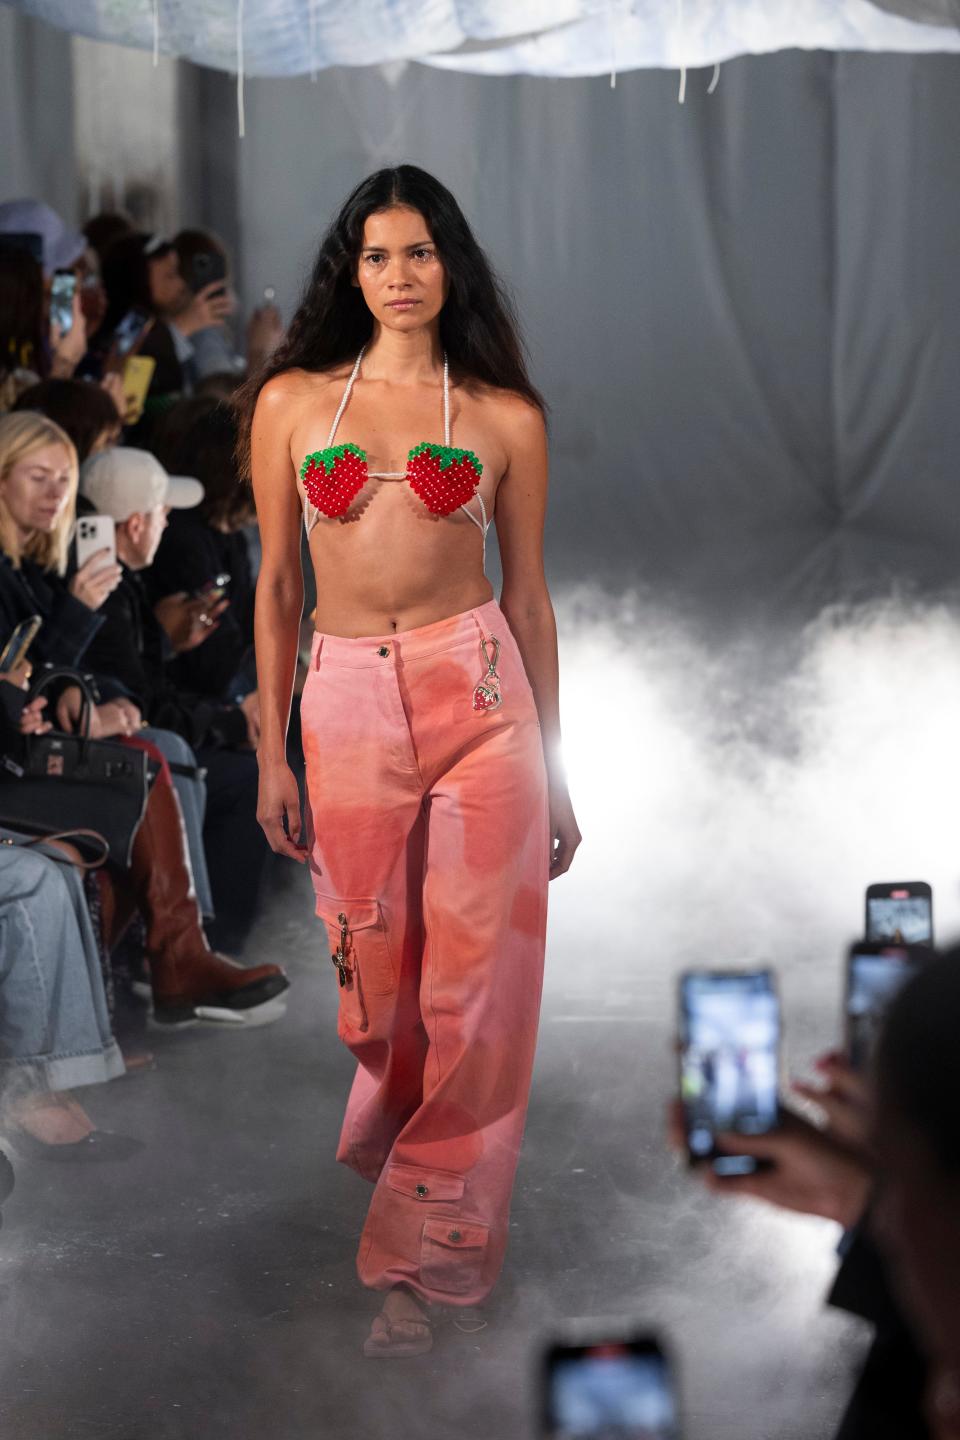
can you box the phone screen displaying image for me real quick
[866,888,933,945]
[112,309,151,359]
[847,945,918,1071]
[50,272,76,335]
[680,970,779,1174]
[544,1339,678,1440]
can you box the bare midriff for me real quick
[306,483,495,637]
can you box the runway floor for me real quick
[0,857,868,1440]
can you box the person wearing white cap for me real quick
[78,447,275,964]
[0,199,87,279]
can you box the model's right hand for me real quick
[257,760,308,863]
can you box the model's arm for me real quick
[495,400,581,878]
[250,378,309,862]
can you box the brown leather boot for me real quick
[99,772,288,1025]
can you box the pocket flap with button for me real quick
[386,1163,465,1203]
[421,1217,488,1249]
[420,1215,490,1295]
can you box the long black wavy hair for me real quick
[235,165,545,478]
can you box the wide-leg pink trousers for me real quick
[300,599,549,1307]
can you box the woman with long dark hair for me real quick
[239,165,580,1356]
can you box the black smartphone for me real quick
[865,881,933,945]
[541,1331,679,1439]
[679,968,780,1175]
[846,942,928,1071]
[187,250,227,296]
[191,572,231,602]
[50,271,77,335]
[111,308,153,361]
[0,615,42,673]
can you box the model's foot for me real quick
[363,1286,434,1359]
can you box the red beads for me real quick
[300,443,368,517]
[407,443,482,517]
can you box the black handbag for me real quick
[0,668,151,867]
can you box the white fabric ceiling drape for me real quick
[2,0,959,75]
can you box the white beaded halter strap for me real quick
[298,346,490,556]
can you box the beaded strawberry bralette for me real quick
[298,346,489,552]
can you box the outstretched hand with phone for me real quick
[667,1095,872,1228]
[49,287,87,379]
[69,549,123,610]
[174,280,234,337]
[153,591,230,652]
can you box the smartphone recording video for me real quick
[50,271,76,336]
[846,942,927,1071]
[188,251,227,296]
[679,969,779,1175]
[542,1332,679,1440]
[111,308,153,361]
[864,882,933,945]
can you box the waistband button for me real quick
[376,645,390,658]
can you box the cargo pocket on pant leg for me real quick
[420,1217,490,1296]
[315,893,397,1036]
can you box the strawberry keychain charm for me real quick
[473,636,502,712]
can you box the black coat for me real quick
[829,1221,929,1439]
[146,509,256,702]
[0,550,103,672]
[80,565,247,751]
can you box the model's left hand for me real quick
[548,782,581,878]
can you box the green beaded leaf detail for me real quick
[299,442,366,479]
[408,441,483,476]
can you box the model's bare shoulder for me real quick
[466,380,544,435]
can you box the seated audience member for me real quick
[149,396,256,702]
[0,249,87,414]
[78,447,272,954]
[10,385,213,908]
[83,211,134,265]
[873,953,960,1439]
[0,419,288,1021]
[97,232,232,412]
[0,411,121,671]
[0,198,87,282]
[173,228,284,379]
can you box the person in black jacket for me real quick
[0,411,134,731]
[147,395,257,704]
[78,446,270,954]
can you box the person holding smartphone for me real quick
[239,165,581,1355]
[96,232,232,411]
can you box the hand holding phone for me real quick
[50,271,77,337]
[844,941,929,1071]
[679,969,780,1175]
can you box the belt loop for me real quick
[313,633,325,670]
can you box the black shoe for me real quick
[7,1128,144,1163]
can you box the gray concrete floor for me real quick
[0,857,868,1440]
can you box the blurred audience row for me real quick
[0,195,299,1162]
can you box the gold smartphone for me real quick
[121,355,157,423]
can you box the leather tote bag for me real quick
[0,667,150,867]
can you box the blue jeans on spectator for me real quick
[0,832,124,1095]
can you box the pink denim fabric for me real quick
[301,599,549,1306]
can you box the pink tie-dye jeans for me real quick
[301,598,550,1307]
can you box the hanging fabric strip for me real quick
[708,62,721,94]
[152,0,160,66]
[309,0,319,82]
[236,0,246,138]
[677,0,687,104]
